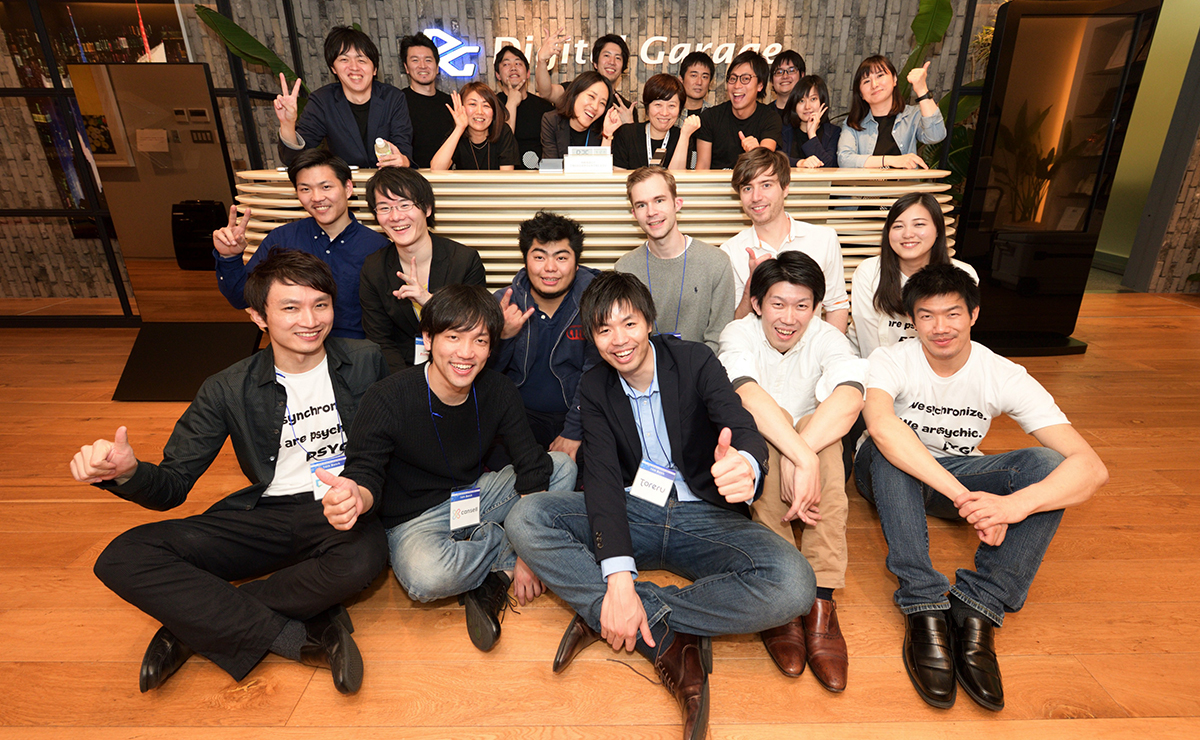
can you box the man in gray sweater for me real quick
[616,167,736,353]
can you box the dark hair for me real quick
[244,248,337,316]
[365,167,436,227]
[518,211,585,259]
[323,26,380,72]
[731,148,791,192]
[784,75,832,130]
[420,284,504,350]
[287,149,353,187]
[678,50,715,78]
[458,81,508,142]
[749,250,825,312]
[769,50,806,87]
[579,271,657,341]
[401,33,439,66]
[626,165,677,202]
[640,73,685,110]
[556,70,612,120]
[727,50,770,100]
[847,55,904,131]
[493,44,529,77]
[591,34,630,73]
[902,264,981,319]
[876,193,950,317]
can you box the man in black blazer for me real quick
[277,27,412,168]
[507,272,814,740]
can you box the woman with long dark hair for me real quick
[779,75,839,168]
[429,82,519,170]
[849,192,978,357]
[837,55,945,169]
[539,71,622,159]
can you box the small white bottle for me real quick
[374,137,390,160]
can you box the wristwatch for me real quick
[915,91,934,103]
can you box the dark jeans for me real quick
[854,437,1065,626]
[93,494,388,680]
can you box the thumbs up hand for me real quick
[710,427,756,503]
[70,426,138,484]
[318,468,366,530]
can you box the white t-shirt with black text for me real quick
[849,256,979,358]
[866,339,1069,458]
[264,356,346,497]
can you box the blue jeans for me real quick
[506,489,815,642]
[854,437,1065,626]
[387,451,577,602]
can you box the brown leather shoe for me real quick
[802,598,849,692]
[653,632,710,740]
[760,616,807,677]
[552,613,602,674]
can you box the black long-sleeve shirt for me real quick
[342,366,552,528]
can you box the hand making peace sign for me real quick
[212,204,251,257]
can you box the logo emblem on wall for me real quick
[424,28,480,78]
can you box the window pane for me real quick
[0,96,100,210]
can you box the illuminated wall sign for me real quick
[425,28,480,78]
[492,35,784,70]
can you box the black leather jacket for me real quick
[98,337,388,512]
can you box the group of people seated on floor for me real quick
[272,26,945,174]
[70,132,1109,739]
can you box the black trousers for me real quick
[94,493,388,680]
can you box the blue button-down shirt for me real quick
[215,214,388,339]
[601,345,761,580]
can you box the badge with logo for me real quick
[629,459,674,507]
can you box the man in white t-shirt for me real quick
[857,264,1108,712]
[720,148,849,331]
[71,250,389,695]
[718,251,867,691]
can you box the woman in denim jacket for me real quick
[837,55,945,169]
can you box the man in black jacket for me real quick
[507,272,814,740]
[71,251,388,695]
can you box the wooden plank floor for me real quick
[2,291,1200,738]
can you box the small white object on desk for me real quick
[564,145,612,174]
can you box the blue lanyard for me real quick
[276,371,344,455]
[426,369,482,488]
[631,389,673,467]
[645,237,687,335]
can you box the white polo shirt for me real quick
[721,214,850,316]
[718,313,867,425]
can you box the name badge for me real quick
[414,336,429,365]
[309,454,346,501]
[629,459,674,507]
[450,486,481,530]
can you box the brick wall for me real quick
[1149,127,1200,293]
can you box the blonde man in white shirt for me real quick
[718,251,866,691]
[858,264,1107,712]
[720,148,849,330]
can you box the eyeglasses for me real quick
[727,73,758,85]
[374,202,415,216]
[773,67,798,77]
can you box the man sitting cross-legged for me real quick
[316,284,577,652]
[75,250,389,694]
[717,251,867,691]
[507,271,814,740]
[856,264,1108,711]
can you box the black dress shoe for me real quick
[903,612,956,709]
[953,615,1004,711]
[462,571,513,652]
[140,626,194,693]
[553,613,602,673]
[300,608,364,695]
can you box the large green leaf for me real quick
[193,5,305,95]
[912,0,956,46]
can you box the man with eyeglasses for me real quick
[692,50,782,170]
[214,149,388,339]
[358,167,486,373]
[770,50,807,123]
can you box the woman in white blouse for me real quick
[849,192,978,358]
